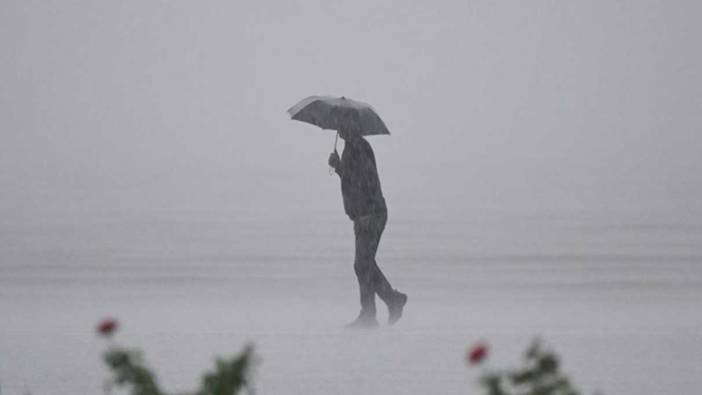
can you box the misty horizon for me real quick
[2,1,701,218]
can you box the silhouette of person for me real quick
[328,127,407,328]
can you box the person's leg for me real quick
[366,212,395,305]
[350,216,379,326]
[368,211,407,325]
[350,212,407,327]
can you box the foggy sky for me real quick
[2,1,701,219]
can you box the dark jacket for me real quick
[335,137,387,220]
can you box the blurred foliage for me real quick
[102,338,254,395]
[196,346,255,395]
[478,340,581,395]
[103,348,161,395]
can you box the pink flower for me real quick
[96,318,118,337]
[467,343,488,365]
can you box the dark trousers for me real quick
[353,210,393,316]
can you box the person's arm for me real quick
[329,151,343,177]
[359,144,382,197]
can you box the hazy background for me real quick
[2,2,702,395]
[2,0,701,220]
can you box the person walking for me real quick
[328,127,407,328]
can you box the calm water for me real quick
[1,208,701,394]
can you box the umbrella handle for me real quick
[328,132,339,175]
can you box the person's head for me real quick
[337,111,362,141]
[337,128,359,141]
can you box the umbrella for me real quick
[287,95,390,174]
[287,95,390,136]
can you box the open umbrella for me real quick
[287,95,390,173]
[287,95,390,136]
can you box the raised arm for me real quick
[329,151,343,177]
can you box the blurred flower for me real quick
[467,343,488,365]
[97,318,118,337]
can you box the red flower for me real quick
[96,318,118,337]
[467,343,488,365]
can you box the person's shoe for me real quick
[388,291,407,325]
[345,313,379,329]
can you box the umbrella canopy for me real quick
[287,96,390,136]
